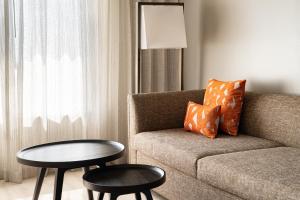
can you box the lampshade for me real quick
[140,5,187,49]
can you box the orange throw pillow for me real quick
[204,79,246,136]
[184,101,221,139]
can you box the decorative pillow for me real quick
[204,79,246,136]
[184,101,221,139]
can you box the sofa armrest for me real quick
[127,89,205,163]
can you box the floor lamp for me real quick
[136,2,187,93]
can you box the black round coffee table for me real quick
[83,164,166,200]
[17,140,124,200]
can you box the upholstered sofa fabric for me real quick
[128,90,300,200]
[137,152,243,200]
[128,89,205,163]
[132,128,281,177]
[240,92,300,148]
[128,90,205,135]
[197,147,300,200]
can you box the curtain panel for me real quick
[0,0,6,181]
[0,0,132,183]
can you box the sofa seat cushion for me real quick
[197,147,300,200]
[132,128,281,177]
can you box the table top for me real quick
[17,140,124,168]
[83,164,166,194]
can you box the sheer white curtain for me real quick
[0,0,6,182]
[0,0,132,182]
[22,0,86,127]
[0,0,22,182]
[85,0,132,144]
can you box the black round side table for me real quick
[83,164,166,200]
[16,140,124,200]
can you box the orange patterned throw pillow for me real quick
[184,101,221,139]
[204,79,246,136]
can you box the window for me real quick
[20,0,87,126]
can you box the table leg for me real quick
[98,162,106,168]
[33,168,47,200]
[135,192,142,200]
[143,190,153,200]
[53,168,66,200]
[98,192,105,200]
[83,167,94,200]
[109,193,119,200]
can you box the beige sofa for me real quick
[128,90,300,200]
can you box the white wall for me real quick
[183,0,202,90]
[184,0,300,95]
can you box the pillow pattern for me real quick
[204,79,246,136]
[184,101,221,139]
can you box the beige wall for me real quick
[183,0,300,95]
[183,0,202,90]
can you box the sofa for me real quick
[128,89,300,200]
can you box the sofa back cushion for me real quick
[128,90,205,135]
[239,92,300,148]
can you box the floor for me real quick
[0,171,164,200]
